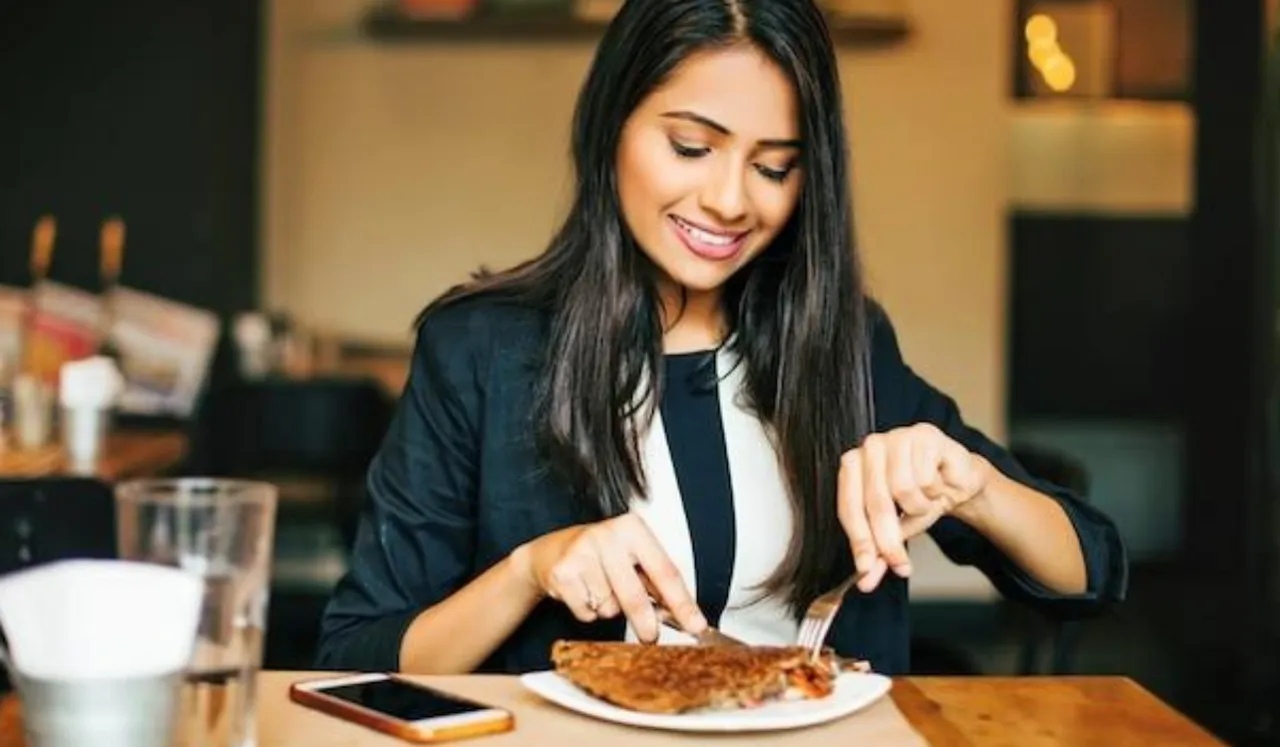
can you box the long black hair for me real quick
[420,0,874,615]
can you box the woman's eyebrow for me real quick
[660,110,802,149]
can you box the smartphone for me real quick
[289,673,514,743]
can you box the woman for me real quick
[316,0,1126,676]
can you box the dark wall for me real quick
[0,1,262,317]
[1008,213,1193,422]
[1007,0,1267,579]
[1184,0,1265,575]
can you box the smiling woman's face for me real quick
[615,44,803,297]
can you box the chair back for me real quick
[1009,444,1092,675]
[0,478,117,577]
[1011,444,1091,497]
[190,378,393,478]
[0,478,117,692]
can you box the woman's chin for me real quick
[658,262,739,295]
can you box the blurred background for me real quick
[0,0,1277,743]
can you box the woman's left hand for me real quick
[837,423,992,592]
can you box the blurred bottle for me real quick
[0,357,12,451]
[96,217,126,365]
[232,313,273,381]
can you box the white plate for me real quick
[519,670,893,733]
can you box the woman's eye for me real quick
[755,162,796,183]
[669,139,710,158]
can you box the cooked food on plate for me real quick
[549,640,870,715]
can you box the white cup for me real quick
[9,668,184,747]
[60,405,112,474]
[13,374,54,449]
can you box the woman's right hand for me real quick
[510,513,706,643]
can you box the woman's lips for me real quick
[668,215,750,261]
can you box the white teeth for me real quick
[675,217,736,246]
[690,226,733,246]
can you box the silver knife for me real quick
[654,605,747,646]
[655,603,870,671]
[638,570,748,646]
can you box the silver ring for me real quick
[584,588,601,612]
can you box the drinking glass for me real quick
[115,478,277,747]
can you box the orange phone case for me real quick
[289,676,515,744]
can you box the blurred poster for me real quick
[23,281,102,386]
[106,286,219,418]
[0,285,25,377]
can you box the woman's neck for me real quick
[659,282,726,354]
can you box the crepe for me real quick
[550,640,865,715]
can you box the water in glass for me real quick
[115,478,277,747]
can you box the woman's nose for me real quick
[698,162,749,225]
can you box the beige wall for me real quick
[264,0,1013,438]
[1010,99,1193,215]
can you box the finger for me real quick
[862,435,910,574]
[889,432,931,518]
[858,557,889,593]
[901,512,934,540]
[580,551,618,620]
[594,533,661,643]
[939,440,981,505]
[546,556,597,622]
[628,521,705,634]
[838,449,877,575]
[909,429,949,535]
[596,595,621,620]
[636,566,689,631]
[912,430,948,503]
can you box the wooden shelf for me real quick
[361,3,910,47]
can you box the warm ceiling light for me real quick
[1042,54,1077,92]
[1024,13,1058,43]
[1028,38,1060,69]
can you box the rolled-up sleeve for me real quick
[314,309,483,671]
[870,307,1128,620]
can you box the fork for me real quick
[795,570,867,659]
[797,514,936,657]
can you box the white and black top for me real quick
[315,296,1128,676]
[628,347,798,645]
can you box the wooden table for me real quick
[0,430,187,481]
[0,672,1227,745]
[891,677,1224,746]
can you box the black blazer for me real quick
[315,296,1127,675]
